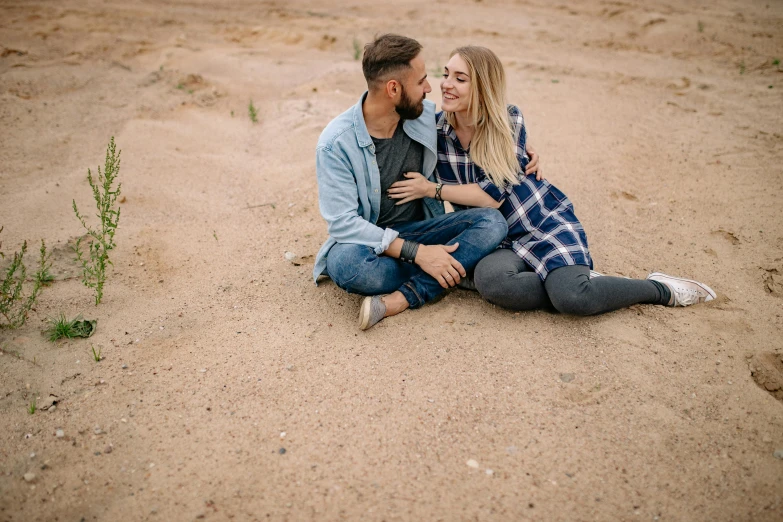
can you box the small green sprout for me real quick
[45,314,95,342]
[37,240,54,286]
[248,100,258,123]
[46,314,81,342]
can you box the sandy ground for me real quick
[1,0,782,520]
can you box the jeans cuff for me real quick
[398,283,424,309]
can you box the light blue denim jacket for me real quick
[313,93,445,282]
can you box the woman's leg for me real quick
[544,265,669,316]
[474,249,552,311]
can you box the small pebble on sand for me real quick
[774,449,783,460]
[560,373,575,383]
[23,473,36,483]
[466,459,479,468]
[55,429,64,438]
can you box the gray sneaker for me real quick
[647,272,716,306]
[358,295,387,330]
[457,275,477,291]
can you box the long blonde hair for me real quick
[445,46,519,187]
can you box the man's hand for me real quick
[415,243,466,288]
[525,143,544,181]
[388,172,434,205]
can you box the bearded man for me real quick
[313,34,510,330]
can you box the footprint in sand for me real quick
[610,190,638,201]
[711,229,740,245]
[748,352,783,403]
[762,268,782,297]
[666,77,691,91]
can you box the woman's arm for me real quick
[388,172,502,209]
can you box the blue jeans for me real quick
[326,208,508,308]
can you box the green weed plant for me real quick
[72,137,122,305]
[45,313,82,342]
[248,100,258,123]
[1,228,51,329]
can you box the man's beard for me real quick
[395,86,425,120]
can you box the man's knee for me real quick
[326,244,377,292]
[327,244,402,295]
[462,208,508,248]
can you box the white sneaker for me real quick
[647,272,716,306]
[589,270,604,278]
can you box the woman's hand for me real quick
[388,172,434,205]
[525,143,544,181]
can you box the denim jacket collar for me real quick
[351,92,437,156]
[352,92,375,149]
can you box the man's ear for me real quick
[385,79,401,100]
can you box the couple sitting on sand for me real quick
[313,34,715,330]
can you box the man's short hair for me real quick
[362,34,422,89]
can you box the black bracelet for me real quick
[434,182,443,201]
[408,242,419,263]
[400,240,420,264]
[400,240,415,263]
[399,240,412,263]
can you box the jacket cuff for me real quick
[375,228,400,255]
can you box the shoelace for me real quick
[674,285,702,305]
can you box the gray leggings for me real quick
[474,249,669,316]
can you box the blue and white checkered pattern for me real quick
[435,105,592,280]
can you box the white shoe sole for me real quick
[358,296,373,330]
[647,272,717,302]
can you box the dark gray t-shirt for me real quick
[372,123,425,228]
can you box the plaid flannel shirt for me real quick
[435,105,592,280]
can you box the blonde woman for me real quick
[389,46,715,314]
